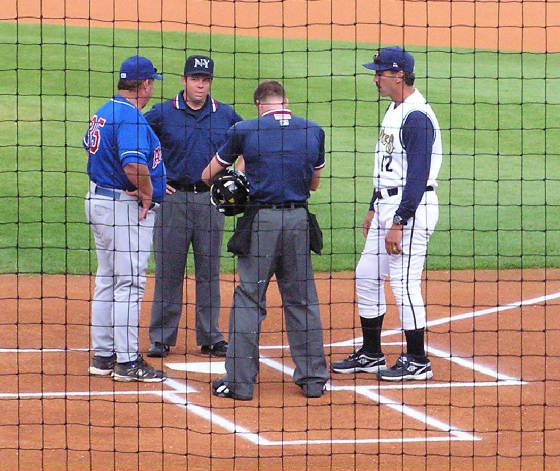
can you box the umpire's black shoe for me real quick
[301,382,327,398]
[201,340,228,357]
[211,377,252,401]
[377,353,433,382]
[147,342,170,358]
[331,347,387,374]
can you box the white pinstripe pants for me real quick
[356,191,439,331]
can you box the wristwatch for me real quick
[393,213,407,226]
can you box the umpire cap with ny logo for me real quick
[184,55,214,77]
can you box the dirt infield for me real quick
[2,1,559,470]
[4,0,558,52]
[1,269,560,470]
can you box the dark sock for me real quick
[405,328,427,361]
[360,315,384,355]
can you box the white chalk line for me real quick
[258,356,478,443]
[0,347,90,353]
[327,289,560,348]
[200,289,551,444]
[1,290,553,446]
[0,390,156,399]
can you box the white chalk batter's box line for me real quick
[2,289,556,446]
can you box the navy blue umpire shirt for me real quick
[144,91,242,185]
[216,109,326,203]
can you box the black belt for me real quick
[254,201,307,210]
[169,181,209,193]
[375,186,433,200]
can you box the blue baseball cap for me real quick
[184,55,214,77]
[119,56,163,81]
[363,46,414,74]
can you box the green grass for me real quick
[1,21,560,274]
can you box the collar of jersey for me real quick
[262,108,292,118]
[173,91,217,114]
[112,94,138,110]
[393,88,422,109]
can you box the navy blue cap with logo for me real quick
[363,46,414,74]
[184,55,214,77]
[119,56,163,81]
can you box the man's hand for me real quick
[125,189,152,220]
[362,210,374,238]
[385,224,403,255]
[123,162,153,221]
[138,200,150,220]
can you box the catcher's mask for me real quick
[210,169,249,216]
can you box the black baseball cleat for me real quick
[377,353,433,381]
[301,382,327,398]
[330,347,387,374]
[211,377,252,401]
[201,340,228,357]
[113,354,167,382]
[147,342,170,358]
[89,353,116,376]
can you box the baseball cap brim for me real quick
[184,71,213,77]
[153,73,163,80]
[363,62,390,71]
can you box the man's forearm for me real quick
[124,162,153,205]
[202,156,227,186]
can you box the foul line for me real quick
[258,356,478,443]
[326,289,560,348]
[219,289,552,444]
[1,290,551,446]
[0,348,90,353]
[0,390,157,399]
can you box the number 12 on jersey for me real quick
[381,154,393,172]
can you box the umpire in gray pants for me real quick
[202,80,329,400]
[144,55,243,357]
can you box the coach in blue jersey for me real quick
[84,56,167,382]
[202,80,329,400]
[145,55,243,359]
[331,46,442,381]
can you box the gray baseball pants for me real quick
[224,208,329,398]
[149,189,225,346]
[85,182,155,363]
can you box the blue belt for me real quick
[95,186,122,200]
[94,185,158,209]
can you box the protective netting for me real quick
[1,1,559,470]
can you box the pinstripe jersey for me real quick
[374,89,442,191]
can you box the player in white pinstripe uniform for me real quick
[331,46,442,381]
